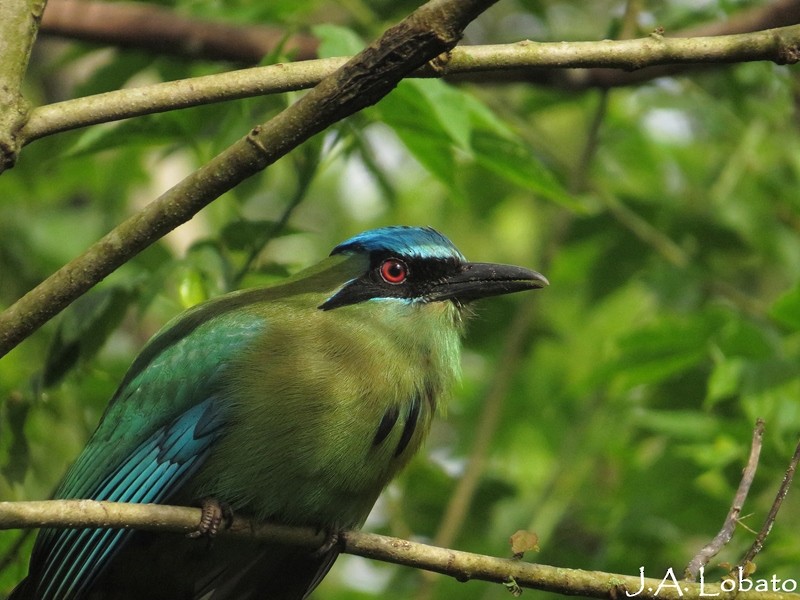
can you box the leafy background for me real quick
[2,0,800,598]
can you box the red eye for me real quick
[380,258,408,284]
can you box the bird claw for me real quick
[187,497,233,539]
[311,527,341,558]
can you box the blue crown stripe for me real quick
[331,226,466,262]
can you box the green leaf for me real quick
[378,79,537,192]
[634,409,719,440]
[42,284,138,387]
[376,81,458,188]
[70,52,155,99]
[770,282,800,331]
[177,266,211,309]
[411,80,472,150]
[312,24,365,58]
[470,130,578,210]
[181,241,234,299]
[613,313,722,388]
[705,353,744,407]
[66,114,186,157]
[377,79,576,207]
[0,393,32,484]
[715,315,773,359]
[221,219,293,252]
[463,93,578,210]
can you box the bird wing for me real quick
[21,307,267,600]
[191,543,339,600]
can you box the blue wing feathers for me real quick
[11,313,267,600]
[43,530,124,599]
[28,397,228,600]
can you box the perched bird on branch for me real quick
[12,226,548,600]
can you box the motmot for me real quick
[12,226,548,600]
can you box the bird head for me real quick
[319,226,548,310]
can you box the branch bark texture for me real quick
[1,500,796,600]
[0,0,47,170]
[684,419,765,581]
[0,0,499,357]
[19,24,800,146]
[739,435,800,569]
[37,0,800,89]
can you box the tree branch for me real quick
[37,0,800,90]
[39,0,319,63]
[19,56,348,144]
[18,24,800,149]
[0,500,795,600]
[0,0,500,358]
[738,435,800,569]
[468,0,800,89]
[0,0,47,170]
[684,419,765,581]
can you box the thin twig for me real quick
[570,90,609,194]
[0,0,46,170]
[738,434,800,569]
[598,189,690,268]
[0,500,795,600]
[684,419,765,581]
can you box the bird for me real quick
[11,225,548,600]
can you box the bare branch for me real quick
[0,0,47,170]
[738,434,800,569]
[18,24,800,148]
[20,56,347,143]
[40,0,318,63]
[494,0,800,89]
[37,0,800,91]
[684,419,765,581]
[1,500,795,600]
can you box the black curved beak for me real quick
[428,262,549,303]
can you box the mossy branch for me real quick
[0,0,46,170]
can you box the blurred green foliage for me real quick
[2,1,800,598]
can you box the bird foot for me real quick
[187,497,233,539]
[311,526,341,558]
